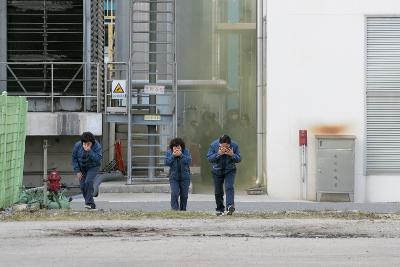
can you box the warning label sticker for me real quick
[111,80,126,99]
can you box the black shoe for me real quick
[85,204,96,210]
[226,205,235,215]
[216,211,225,216]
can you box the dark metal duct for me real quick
[5,0,104,112]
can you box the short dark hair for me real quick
[81,132,96,144]
[219,134,231,144]
[169,137,185,151]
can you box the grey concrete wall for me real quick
[27,112,102,136]
[23,136,80,187]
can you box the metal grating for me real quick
[90,0,104,111]
[366,16,400,174]
[7,0,84,94]
[5,0,104,112]
[127,0,177,183]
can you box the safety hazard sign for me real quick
[111,80,126,99]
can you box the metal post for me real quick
[173,0,178,137]
[0,1,7,93]
[51,64,54,112]
[109,122,116,162]
[127,1,132,184]
[211,0,216,80]
[104,63,108,112]
[83,63,87,112]
[43,139,48,208]
[97,63,100,112]
[148,0,157,179]
[300,144,308,200]
[84,0,91,112]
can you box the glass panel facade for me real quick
[176,0,257,192]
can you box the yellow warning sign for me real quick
[113,83,125,93]
[111,80,126,99]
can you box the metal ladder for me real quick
[127,0,177,184]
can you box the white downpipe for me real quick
[256,0,266,188]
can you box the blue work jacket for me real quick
[72,141,102,172]
[165,148,192,180]
[207,139,241,174]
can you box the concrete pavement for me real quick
[70,193,400,213]
[2,219,400,267]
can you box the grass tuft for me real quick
[0,209,398,221]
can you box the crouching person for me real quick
[165,138,192,211]
[72,132,102,210]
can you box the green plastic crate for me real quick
[0,93,27,209]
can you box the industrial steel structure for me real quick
[0,0,264,193]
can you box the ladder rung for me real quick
[132,75,173,77]
[134,0,174,4]
[132,21,174,24]
[133,10,174,14]
[132,41,173,44]
[132,30,173,34]
[132,61,173,64]
[133,51,174,55]
[133,133,171,137]
[132,71,173,75]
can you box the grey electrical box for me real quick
[316,135,356,202]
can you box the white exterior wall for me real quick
[266,0,400,202]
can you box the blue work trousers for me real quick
[80,167,98,207]
[212,170,236,212]
[170,179,190,211]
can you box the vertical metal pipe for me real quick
[215,0,220,79]
[148,0,157,179]
[51,64,54,112]
[211,0,216,80]
[262,8,267,189]
[109,122,116,162]
[127,1,132,184]
[0,1,7,93]
[43,139,48,208]
[256,0,266,188]
[84,0,91,112]
[173,0,178,137]
[104,63,108,112]
[300,145,308,199]
[97,63,100,112]
[83,63,87,112]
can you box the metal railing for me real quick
[104,62,128,114]
[0,62,102,113]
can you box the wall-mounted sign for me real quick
[144,85,165,95]
[144,114,161,121]
[112,80,127,99]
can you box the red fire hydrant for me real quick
[47,169,61,192]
